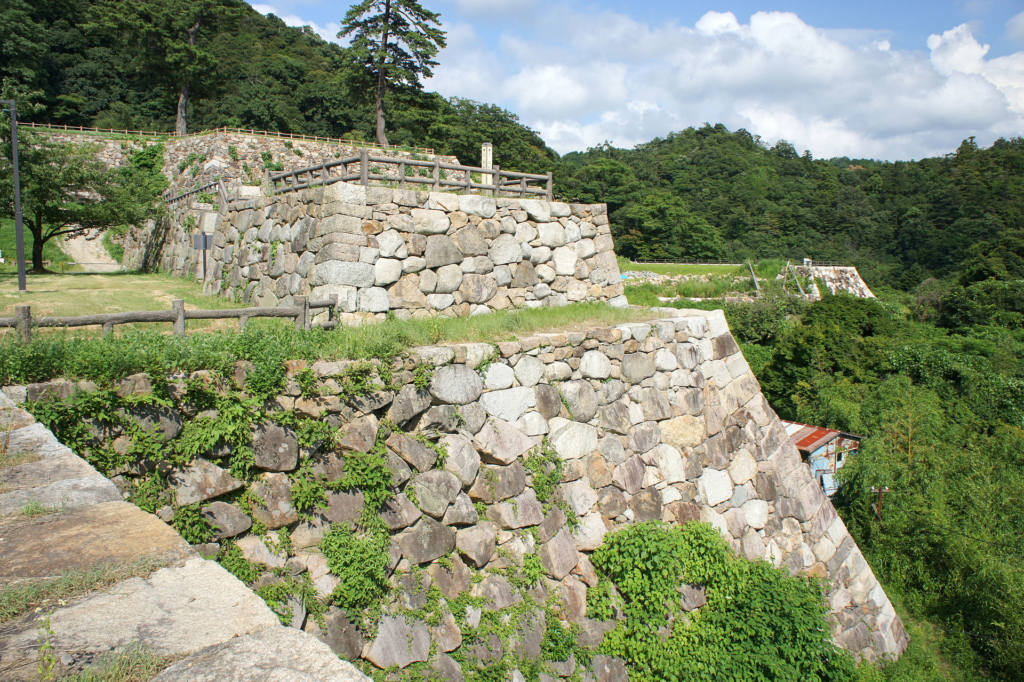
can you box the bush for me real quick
[591,521,859,682]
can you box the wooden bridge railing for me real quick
[0,296,339,344]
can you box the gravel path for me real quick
[62,233,120,272]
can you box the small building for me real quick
[780,420,863,497]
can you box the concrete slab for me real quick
[0,501,194,580]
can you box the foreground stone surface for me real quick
[0,559,279,678]
[151,626,368,682]
[0,501,194,580]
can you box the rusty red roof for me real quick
[780,420,861,454]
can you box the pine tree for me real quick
[340,0,446,147]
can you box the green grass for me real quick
[0,218,73,271]
[63,646,177,681]
[0,271,249,326]
[102,230,125,263]
[618,256,743,277]
[0,558,166,623]
[0,302,649,385]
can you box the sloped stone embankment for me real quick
[3,308,907,680]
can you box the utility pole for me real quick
[1,100,26,291]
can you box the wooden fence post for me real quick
[238,315,248,332]
[360,149,369,186]
[546,172,553,201]
[399,162,406,190]
[15,305,30,345]
[294,295,309,330]
[433,160,440,192]
[172,299,186,337]
[493,165,500,198]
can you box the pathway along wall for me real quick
[6,309,907,678]
[122,186,626,323]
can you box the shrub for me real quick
[592,521,858,682]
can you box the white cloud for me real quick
[1007,11,1024,43]
[426,8,1024,160]
[250,3,342,44]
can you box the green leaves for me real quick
[591,521,858,682]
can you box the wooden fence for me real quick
[269,148,553,200]
[165,178,232,205]
[0,296,339,345]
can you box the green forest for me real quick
[5,1,1024,681]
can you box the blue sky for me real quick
[249,1,1024,160]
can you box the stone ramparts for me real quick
[4,309,908,679]
[122,187,625,324]
[36,130,456,203]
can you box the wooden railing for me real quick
[165,178,231,205]
[0,296,338,344]
[21,122,435,154]
[269,148,553,200]
[804,261,846,268]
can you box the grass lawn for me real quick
[0,271,252,337]
[0,218,73,270]
[617,256,745,277]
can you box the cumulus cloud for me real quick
[250,3,342,44]
[426,8,1024,159]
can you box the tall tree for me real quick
[88,0,242,134]
[340,0,446,147]
[0,135,164,271]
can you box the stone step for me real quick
[0,558,281,681]
[0,500,193,581]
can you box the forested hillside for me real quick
[4,0,557,172]
[560,126,1024,291]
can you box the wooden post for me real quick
[360,148,369,186]
[399,162,406,190]
[520,177,527,198]
[546,172,553,201]
[432,160,440,192]
[493,165,500,198]
[238,315,249,332]
[294,295,309,330]
[15,305,30,345]
[481,142,493,197]
[103,321,114,336]
[465,167,472,195]
[172,299,186,337]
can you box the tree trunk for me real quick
[177,19,203,136]
[375,0,391,147]
[177,83,189,136]
[30,224,45,273]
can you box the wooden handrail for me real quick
[268,153,554,200]
[0,296,338,343]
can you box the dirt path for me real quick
[62,233,120,272]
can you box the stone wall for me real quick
[38,130,457,203]
[122,185,625,323]
[5,309,908,678]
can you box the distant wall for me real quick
[37,130,458,203]
[122,185,625,323]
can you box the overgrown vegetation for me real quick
[592,521,863,682]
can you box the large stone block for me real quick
[396,517,456,564]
